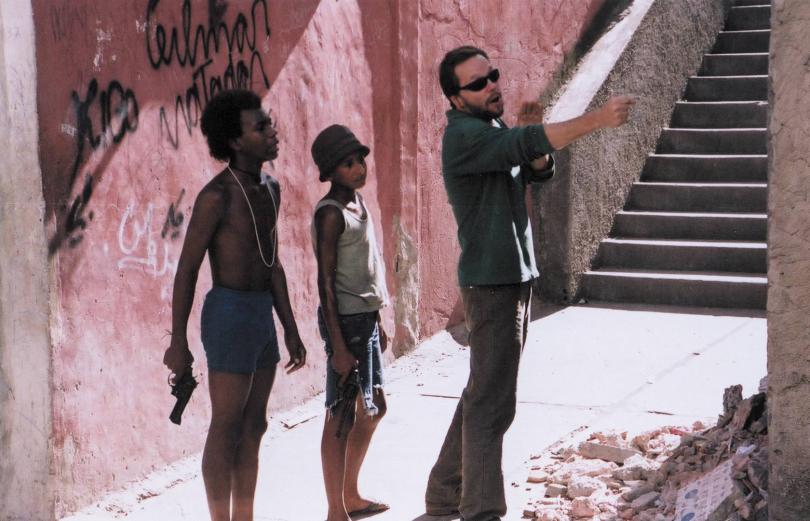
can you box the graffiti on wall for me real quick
[63,175,94,249]
[117,186,186,281]
[117,200,180,281]
[146,0,271,148]
[161,189,186,240]
[50,79,140,253]
[51,0,272,260]
[67,78,140,188]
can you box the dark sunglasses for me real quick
[459,69,500,92]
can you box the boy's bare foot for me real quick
[345,497,390,517]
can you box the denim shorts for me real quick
[201,286,281,374]
[317,308,384,415]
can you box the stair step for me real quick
[581,269,767,309]
[700,53,769,76]
[657,128,766,154]
[726,5,771,31]
[596,238,766,272]
[613,211,767,240]
[685,75,767,101]
[627,182,767,212]
[643,154,767,182]
[671,101,767,128]
[714,30,770,53]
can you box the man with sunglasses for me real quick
[425,46,634,521]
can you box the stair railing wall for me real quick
[534,0,734,303]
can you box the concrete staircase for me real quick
[581,0,770,310]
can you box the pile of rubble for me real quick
[522,384,768,521]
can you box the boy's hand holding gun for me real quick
[169,370,198,425]
[164,336,197,425]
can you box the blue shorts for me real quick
[201,286,280,374]
[318,308,384,416]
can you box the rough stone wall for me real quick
[766,0,810,518]
[0,2,53,520]
[416,0,605,333]
[536,0,732,302]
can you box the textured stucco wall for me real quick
[416,0,605,334]
[390,0,421,355]
[536,0,733,302]
[0,2,53,520]
[767,0,810,518]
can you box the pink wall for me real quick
[33,0,601,513]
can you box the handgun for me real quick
[335,369,360,438]
[169,371,198,425]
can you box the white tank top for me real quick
[311,194,389,314]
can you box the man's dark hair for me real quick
[200,89,262,162]
[439,46,489,106]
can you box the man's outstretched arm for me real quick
[544,95,635,150]
[517,101,552,173]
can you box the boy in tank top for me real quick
[310,125,390,521]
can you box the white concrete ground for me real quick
[62,303,767,521]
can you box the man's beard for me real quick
[466,100,504,121]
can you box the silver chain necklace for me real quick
[227,165,277,268]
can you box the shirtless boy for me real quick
[163,89,307,521]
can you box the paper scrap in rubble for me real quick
[674,459,735,521]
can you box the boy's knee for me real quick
[210,418,244,448]
[242,417,269,441]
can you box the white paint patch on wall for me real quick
[61,123,78,137]
[117,201,178,279]
[93,27,112,70]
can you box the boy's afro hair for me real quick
[200,89,262,162]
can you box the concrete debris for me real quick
[630,491,659,510]
[579,441,641,464]
[546,483,568,498]
[529,470,551,483]
[553,459,618,483]
[571,497,600,518]
[718,385,743,428]
[622,483,655,502]
[522,384,769,520]
[568,476,606,498]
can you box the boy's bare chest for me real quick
[221,186,278,240]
